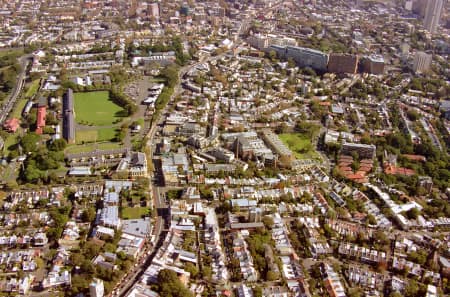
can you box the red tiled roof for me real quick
[3,118,20,132]
[36,106,46,134]
[402,154,426,162]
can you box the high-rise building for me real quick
[89,278,104,297]
[285,46,329,72]
[405,0,413,11]
[413,0,427,17]
[413,51,432,73]
[360,55,385,75]
[423,0,444,33]
[149,2,160,18]
[327,54,359,74]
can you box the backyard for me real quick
[121,207,149,220]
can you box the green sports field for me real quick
[74,91,124,126]
[65,142,122,154]
[75,128,117,144]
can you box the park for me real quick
[278,133,320,160]
[74,91,125,144]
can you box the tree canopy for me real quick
[156,269,193,297]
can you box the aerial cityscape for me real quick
[0,0,449,296]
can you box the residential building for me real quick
[62,88,75,144]
[122,218,151,238]
[237,284,254,297]
[360,55,385,75]
[341,142,376,159]
[285,46,329,72]
[36,97,47,134]
[3,118,20,133]
[328,54,359,74]
[260,129,294,167]
[89,278,104,297]
[98,206,121,229]
[117,152,148,177]
[322,263,347,297]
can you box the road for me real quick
[0,54,32,125]
[111,57,198,297]
[113,3,289,295]
[112,41,244,297]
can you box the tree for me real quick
[160,64,180,88]
[81,208,96,223]
[268,50,277,61]
[49,139,67,151]
[404,279,419,297]
[157,269,193,297]
[184,262,199,279]
[406,208,420,220]
[367,214,377,225]
[83,240,101,259]
[262,216,274,229]
[20,133,40,153]
[266,270,279,281]
[70,275,90,295]
[253,286,263,297]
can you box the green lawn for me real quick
[279,133,321,160]
[25,79,40,98]
[74,91,124,126]
[121,207,149,219]
[65,142,122,154]
[11,98,28,118]
[3,133,19,154]
[0,48,23,58]
[75,128,116,144]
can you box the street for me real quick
[0,54,32,125]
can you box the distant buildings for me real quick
[62,88,75,144]
[267,45,328,72]
[267,45,384,75]
[247,34,297,50]
[413,51,432,73]
[423,0,444,33]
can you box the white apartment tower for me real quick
[413,51,432,73]
[423,0,444,33]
